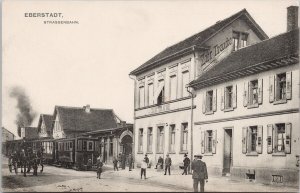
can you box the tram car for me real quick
[30,138,55,164]
[54,136,100,170]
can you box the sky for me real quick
[2,0,298,137]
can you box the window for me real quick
[138,129,143,152]
[244,79,263,107]
[270,72,292,103]
[157,126,164,153]
[87,141,94,151]
[267,123,291,154]
[277,73,286,100]
[109,137,113,156]
[201,130,217,154]
[169,75,177,101]
[169,125,176,153]
[181,123,188,151]
[202,89,217,114]
[147,127,153,152]
[221,85,236,111]
[242,126,263,154]
[182,71,190,98]
[157,80,165,105]
[77,140,82,151]
[249,80,258,105]
[139,86,145,108]
[148,83,154,106]
[70,141,73,150]
[83,141,87,151]
[233,31,248,51]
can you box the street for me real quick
[1,156,299,192]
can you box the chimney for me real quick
[84,104,91,113]
[287,6,299,31]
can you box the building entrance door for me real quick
[223,128,232,176]
[121,135,132,156]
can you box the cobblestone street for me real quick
[1,157,299,192]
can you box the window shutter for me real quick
[243,82,249,107]
[202,92,206,114]
[221,87,225,110]
[232,84,237,108]
[285,123,292,154]
[286,72,292,100]
[212,130,217,154]
[258,79,263,104]
[242,127,247,154]
[247,127,251,153]
[269,75,275,102]
[267,124,273,153]
[256,125,263,154]
[213,89,217,112]
[201,131,205,154]
[204,131,208,153]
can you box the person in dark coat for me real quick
[155,156,164,169]
[182,154,190,175]
[8,154,13,173]
[191,154,208,192]
[96,157,103,179]
[128,154,133,171]
[121,152,126,169]
[144,154,149,166]
[164,154,172,175]
[113,156,118,171]
[118,153,122,168]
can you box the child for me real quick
[96,158,103,179]
[141,158,147,179]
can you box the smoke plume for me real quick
[9,86,37,137]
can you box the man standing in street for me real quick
[182,153,190,175]
[144,154,149,166]
[191,154,208,192]
[113,156,118,171]
[164,154,172,175]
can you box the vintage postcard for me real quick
[1,0,299,192]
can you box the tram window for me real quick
[87,141,94,151]
[70,142,73,150]
[83,141,87,151]
[77,140,82,151]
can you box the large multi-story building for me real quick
[129,8,268,168]
[130,5,299,186]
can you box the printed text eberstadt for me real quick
[24,12,79,24]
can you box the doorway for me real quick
[223,128,232,176]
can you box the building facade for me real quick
[130,9,268,168]
[37,114,53,138]
[2,127,15,142]
[189,6,299,186]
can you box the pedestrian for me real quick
[128,153,133,171]
[164,154,172,175]
[155,156,163,169]
[113,156,118,171]
[182,153,190,175]
[87,158,92,170]
[8,154,13,173]
[121,152,126,170]
[191,154,208,192]
[96,157,103,179]
[118,153,122,168]
[141,158,147,179]
[33,156,38,176]
[144,154,149,166]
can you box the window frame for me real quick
[169,124,176,153]
[147,127,153,153]
[181,123,188,152]
[157,126,165,153]
[138,128,143,153]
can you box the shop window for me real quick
[242,126,262,154]
[147,127,153,152]
[169,125,176,153]
[181,123,188,152]
[157,126,164,153]
[201,130,217,154]
[138,128,143,152]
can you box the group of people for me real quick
[112,153,134,171]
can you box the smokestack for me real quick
[287,6,299,32]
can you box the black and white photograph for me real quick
[1,0,299,192]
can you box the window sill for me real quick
[146,152,153,154]
[167,152,176,154]
[204,153,213,156]
[224,107,234,112]
[246,152,258,156]
[247,103,259,109]
[272,152,286,156]
[205,111,214,115]
[179,151,188,154]
[156,152,164,154]
[273,99,287,105]
[137,151,144,154]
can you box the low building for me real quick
[2,127,15,142]
[20,126,39,140]
[37,114,54,138]
[189,6,299,186]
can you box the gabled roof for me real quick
[37,114,53,133]
[130,9,268,76]
[23,127,39,139]
[190,28,299,89]
[53,106,118,132]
